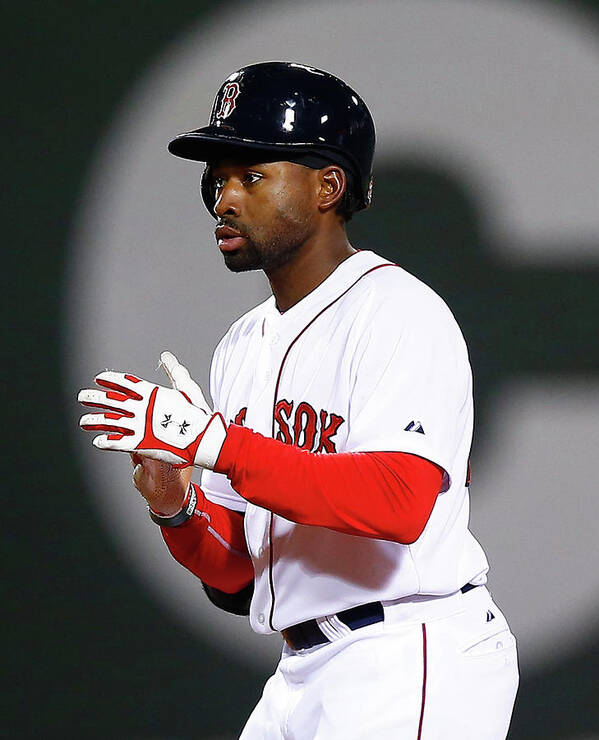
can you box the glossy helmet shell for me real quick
[167,61,375,218]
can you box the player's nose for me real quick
[214,179,242,218]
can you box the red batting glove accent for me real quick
[215,425,444,544]
[160,483,253,594]
[106,391,136,403]
[79,398,135,417]
[81,423,134,436]
[95,377,143,401]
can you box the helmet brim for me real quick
[168,127,321,163]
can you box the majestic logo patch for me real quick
[216,82,241,119]
[404,420,425,434]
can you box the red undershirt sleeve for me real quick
[160,483,254,594]
[214,425,445,545]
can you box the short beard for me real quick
[220,208,313,274]
[223,238,304,273]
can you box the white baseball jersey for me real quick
[200,250,489,634]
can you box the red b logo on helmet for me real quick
[216,82,241,119]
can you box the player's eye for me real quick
[244,171,263,185]
[212,176,225,191]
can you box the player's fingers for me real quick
[132,456,167,490]
[92,433,134,452]
[78,389,135,416]
[129,454,168,479]
[160,350,208,408]
[159,350,181,386]
[131,462,162,497]
[80,412,135,436]
[130,452,144,467]
[94,371,145,400]
[160,351,194,391]
[133,454,161,478]
[132,462,147,492]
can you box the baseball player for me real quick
[78,62,519,738]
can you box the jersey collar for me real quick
[263,250,391,333]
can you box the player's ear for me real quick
[317,166,347,213]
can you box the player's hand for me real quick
[78,351,227,469]
[130,453,193,515]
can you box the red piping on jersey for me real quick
[267,514,276,630]
[266,262,398,631]
[417,623,427,739]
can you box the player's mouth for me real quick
[215,225,248,252]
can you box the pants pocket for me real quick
[463,627,517,658]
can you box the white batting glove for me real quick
[78,351,227,469]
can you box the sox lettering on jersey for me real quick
[233,402,344,453]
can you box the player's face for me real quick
[210,159,319,273]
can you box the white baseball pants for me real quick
[239,586,518,739]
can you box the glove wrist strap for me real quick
[149,484,197,527]
[193,413,228,469]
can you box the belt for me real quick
[281,584,479,651]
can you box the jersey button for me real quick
[257,613,265,624]
[269,333,280,346]
[258,546,265,557]
[264,369,272,381]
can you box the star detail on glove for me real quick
[178,420,190,435]
[161,413,172,428]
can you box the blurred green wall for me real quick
[6,1,598,737]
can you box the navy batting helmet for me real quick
[167,61,375,218]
